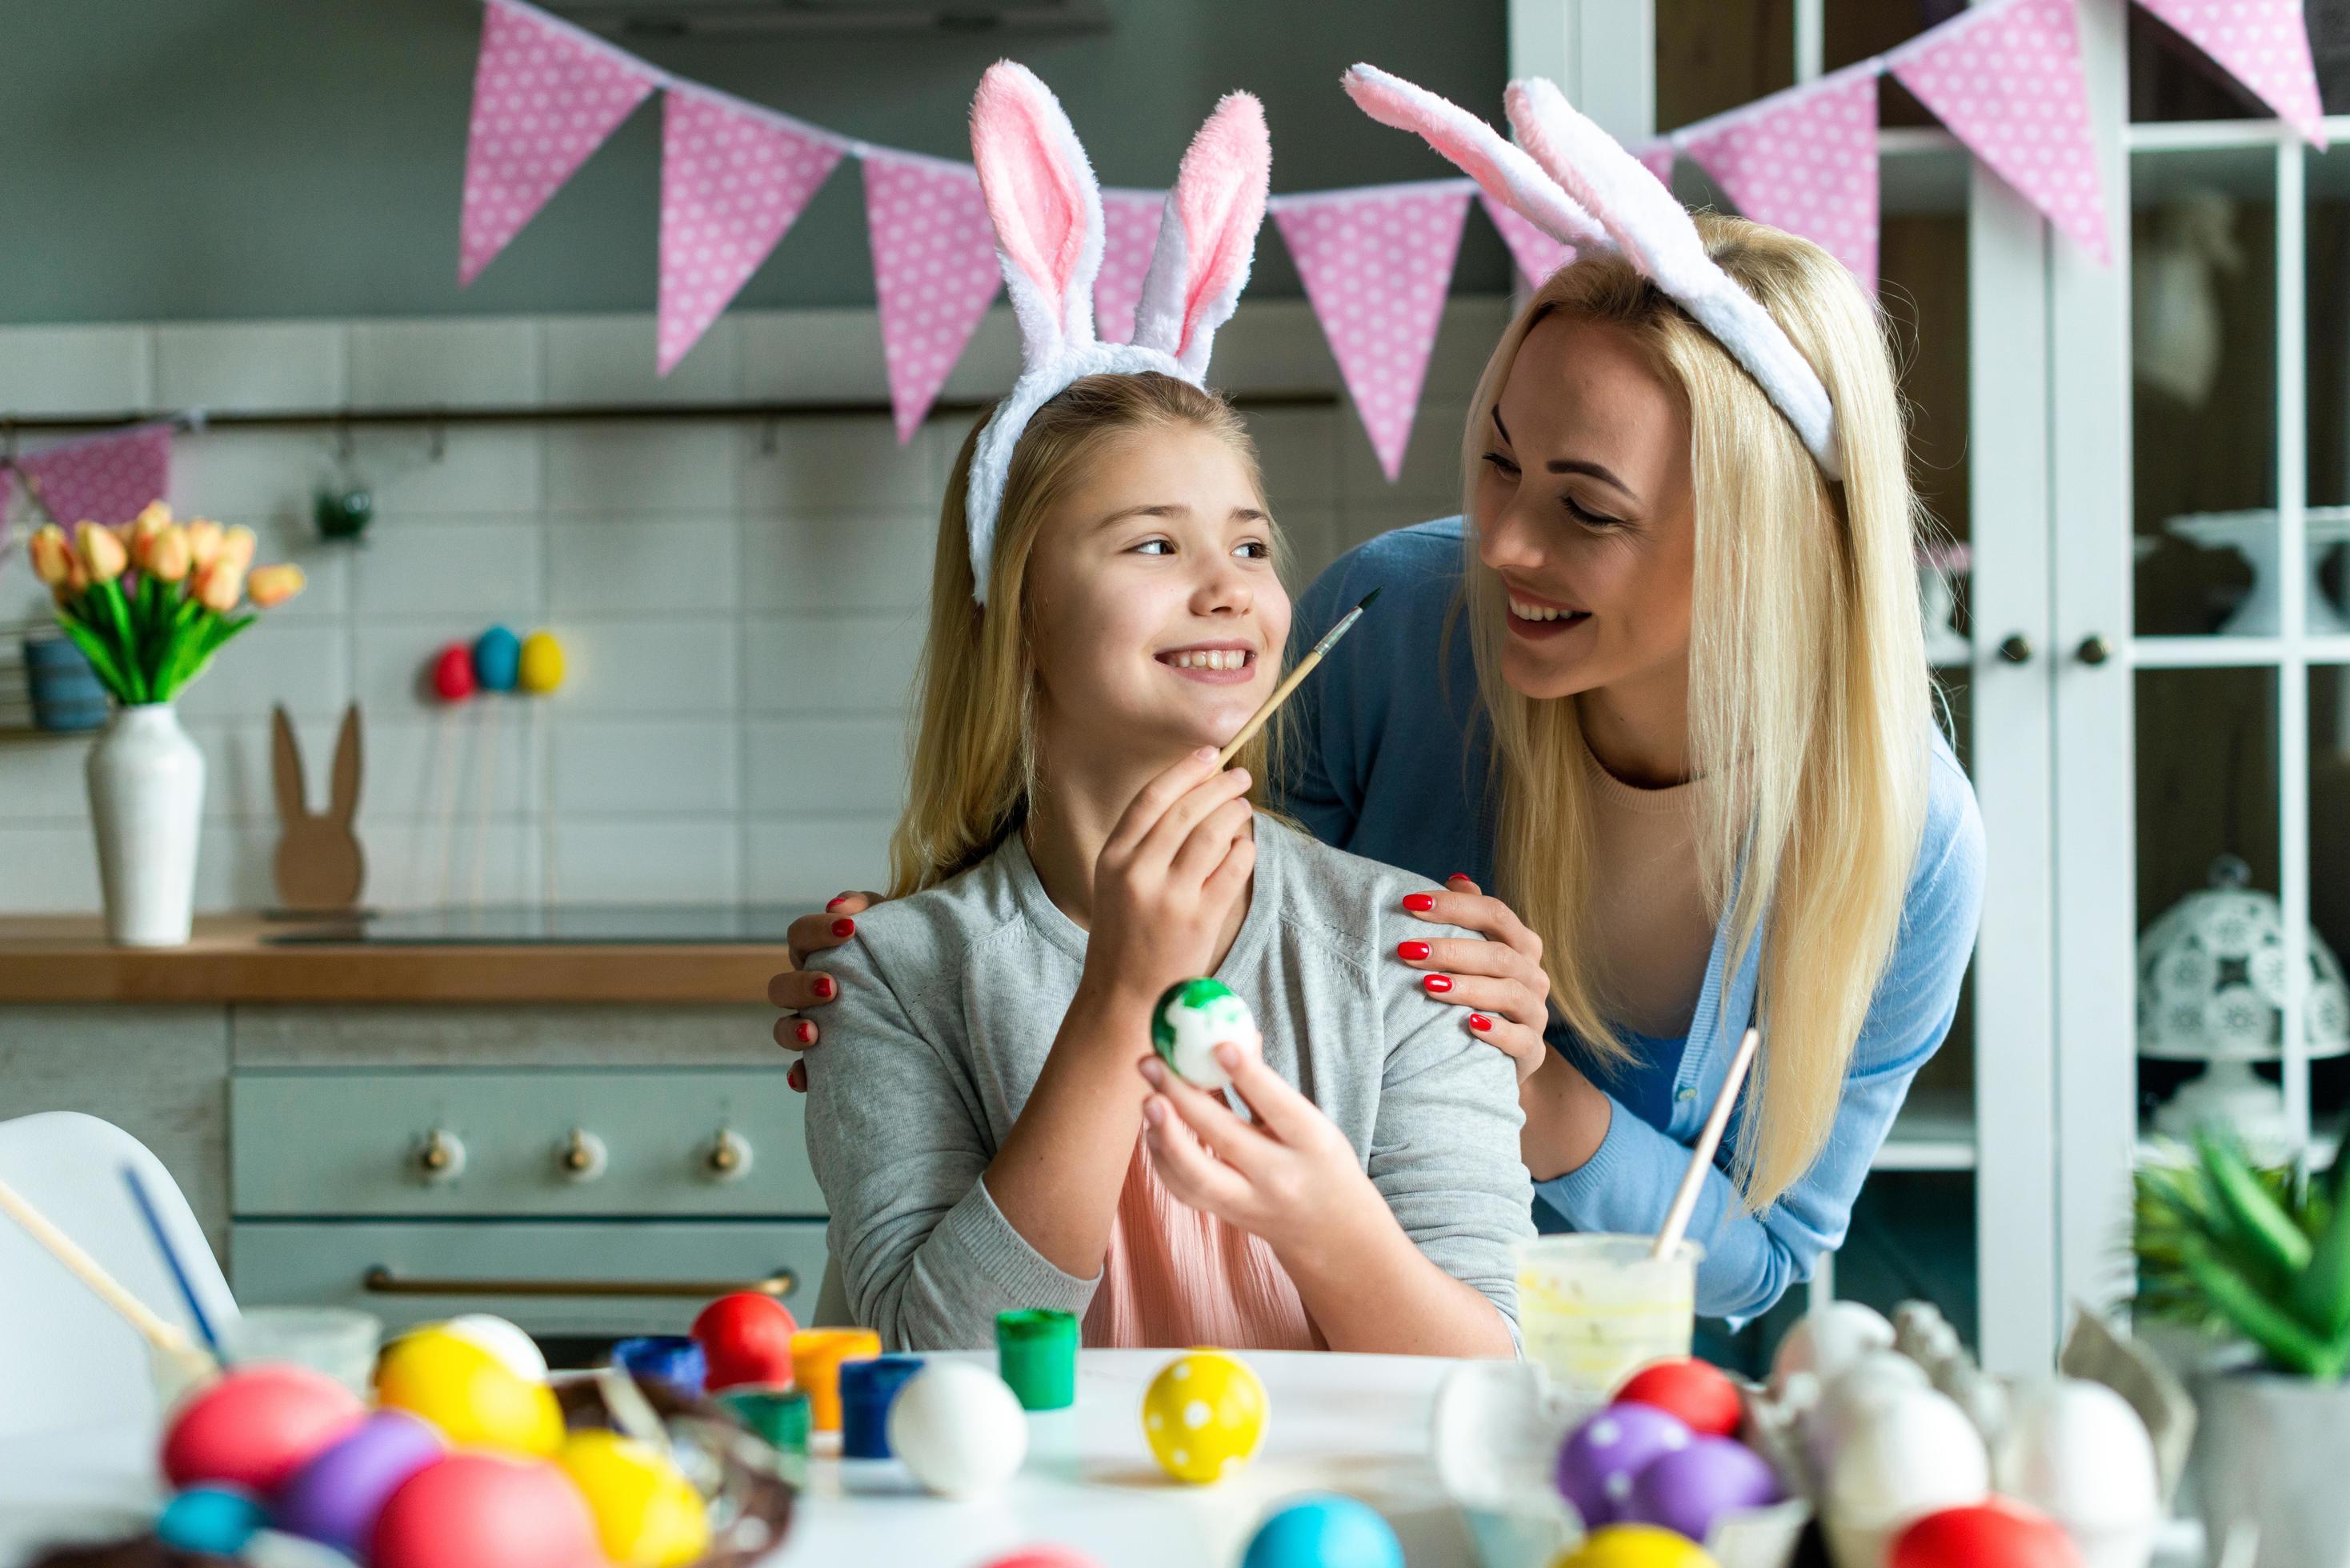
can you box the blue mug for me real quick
[22,633,106,732]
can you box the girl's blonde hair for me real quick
[890,372,1277,897]
[1466,213,1931,1210]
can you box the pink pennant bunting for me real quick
[862,153,1003,442]
[1275,183,1474,482]
[1095,190,1165,345]
[18,426,171,528]
[1481,191,1575,289]
[1636,142,1677,187]
[0,469,15,569]
[659,92,844,375]
[1891,0,2111,263]
[458,0,660,286]
[2136,0,2328,148]
[1683,70,1881,291]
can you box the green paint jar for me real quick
[995,1308,1078,1411]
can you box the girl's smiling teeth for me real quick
[1158,645,1258,682]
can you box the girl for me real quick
[799,66,1531,1354]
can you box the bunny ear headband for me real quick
[1343,63,1843,482]
[963,62,1271,606]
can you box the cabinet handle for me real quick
[2076,633,2112,666]
[558,1127,607,1182]
[703,1129,754,1182]
[413,1130,466,1182]
[1998,634,2033,664]
[363,1266,796,1299]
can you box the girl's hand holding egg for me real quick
[1079,746,1257,1017]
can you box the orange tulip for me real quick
[218,525,257,574]
[246,563,305,608]
[127,503,171,570]
[194,560,245,613]
[186,519,224,570]
[26,524,72,586]
[147,525,193,584]
[78,522,128,583]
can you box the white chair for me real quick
[0,1111,239,1439]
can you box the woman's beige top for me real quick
[1582,742,1715,1038]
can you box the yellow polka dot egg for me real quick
[1141,1350,1267,1484]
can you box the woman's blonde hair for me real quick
[889,372,1278,897]
[1466,213,1931,1210]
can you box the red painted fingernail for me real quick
[1424,974,1454,994]
[1403,892,1435,912]
[811,975,835,1000]
[831,918,855,938]
[1469,1014,1492,1030]
[787,1061,807,1091]
[795,1020,815,1045]
[1398,941,1430,962]
[1447,872,1472,883]
[826,895,849,912]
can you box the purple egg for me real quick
[1625,1435,1784,1543]
[272,1409,445,1554]
[1554,1402,1693,1526]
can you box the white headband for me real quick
[963,62,1272,606]
[1343,64,1844,481]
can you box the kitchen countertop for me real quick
[0,915,793,1005]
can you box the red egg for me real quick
[161,1363,366,1494]
[372,1451,603,1568]
[976,1551,1104,1568]
[1615,1358,1745,1439]
[691,1292,801,1394]
[432,644,477,702]
[1891,1500,2084,1568]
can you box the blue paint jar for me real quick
[839,1354,924,1460]
[610,1334,707,1398]
[22,632,106,732]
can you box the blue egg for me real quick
[472,625,522,692]
[157,1486,266,1556]
[1241,1494,1403,1568]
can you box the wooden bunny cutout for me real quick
[272,702,366,912]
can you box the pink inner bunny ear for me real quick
[1168,91,1270,365]
[1343,64,1603,250]
[971,62,1099,327]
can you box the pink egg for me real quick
[371,1451,604,1568]
[977,1552,1105,1568]
[274,1410,446,1556]
[161,1364,366,1494]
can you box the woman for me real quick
[777,112,1981,1327]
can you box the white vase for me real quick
[86,703,205,947]
[2193,1370,2350,1568]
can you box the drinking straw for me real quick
[1651,1026,1761,1262]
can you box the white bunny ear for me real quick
[971,60,1105,363]
[1341,64,1606,251]
[1504,76,1842,479]
[1132,91,1270,378]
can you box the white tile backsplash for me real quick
[350,517,544,615]
[743,612,923,714]
[156,322,347,410]
[558,618,739,714]
[743,716,907,816]
[740,509,936,613]
[546,422,739,514]
[0,325,154,413]
[546,315,741,406]
[0,826,102,910]
[744,817,892,905]
[350,318,542,409]
[174,623,351,723]
[550,718,738,814]
[550,818,740,904]
[547,517,739,614]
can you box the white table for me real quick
[0,1350,1478,1568]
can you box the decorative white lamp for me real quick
[2138,854,2350,1156]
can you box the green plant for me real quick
[2136,1130,2350,1381]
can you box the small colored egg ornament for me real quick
[557,1430,711,1568]
[1142,1350,1268,1484]
[1889,1501,2084,1568]
[692,1291,799,1393]
[156,1486,267,1556]
[1151,977,1263,1089]
[1768,1301,1895,1394]
[162,1362,366,1492]
[1614,1358,1743,1439]
[1555,1403,1693,1527]
[375,1329,563,1456]
[440,1314,547,1382]
[1549,1524,1719,1568]
[472,626,521,693]
[371,1451,603,1568]
[887,1360,1028,1498]
[978,1551,1105,1568]
[518,630,565,694]
[1240,1493,1404,1568]
[274,1410,446,1556]
[1624,1437,1783,1544]
[432,644,477,702]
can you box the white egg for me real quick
[1828,1385,1990,1527]
[1804,1350,1932,1478]
[887,1361,1029,1498]
[1157,990,1262,1090]
[439,1314,547,1382]
[1771,1301,1896,1394]
[1996,1378,2159,1566]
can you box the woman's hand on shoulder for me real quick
[768,890,883,1090]
[1395,874,1554,1082]
[1083,747,1257,1006]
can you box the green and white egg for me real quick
[1151,977,1261,1089]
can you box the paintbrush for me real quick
[1215,587,1381,768]
[0,1173,217,1380]
[124,1164,226,1361]
[1651,1026,1760,1262]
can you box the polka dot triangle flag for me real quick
[1636,142,1678,188]
[1480,192,1575,290]
[1683,69,1882,292]
[2134,0,2328,149]
[658,92,845,376]
[1096,190,1166,346]
[1890,0,2111,264]
[1274,182,1474,482]
[862,153,1003,442]
[17,425,172,528]
[458,0,660,287]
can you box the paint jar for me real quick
[610,1334,707,1399]
[721,1386,811,1484]
[1514,1234,1701,1406]
[838,1354,923,1460]
[995,1309,1078,1411]
[790,1328,882,1433]
[22,631,106,732]
[221,1306,382,1398]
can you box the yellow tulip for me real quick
[26,524,72,586]
[194,560,245,613]
[246,563,305,607]
[147,526,193,584]
[186,519,224,570]
[78,522,128,583]
[127,504,171,570]
[218,525,257,574]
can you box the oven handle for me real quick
[363,1266,795,1299]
